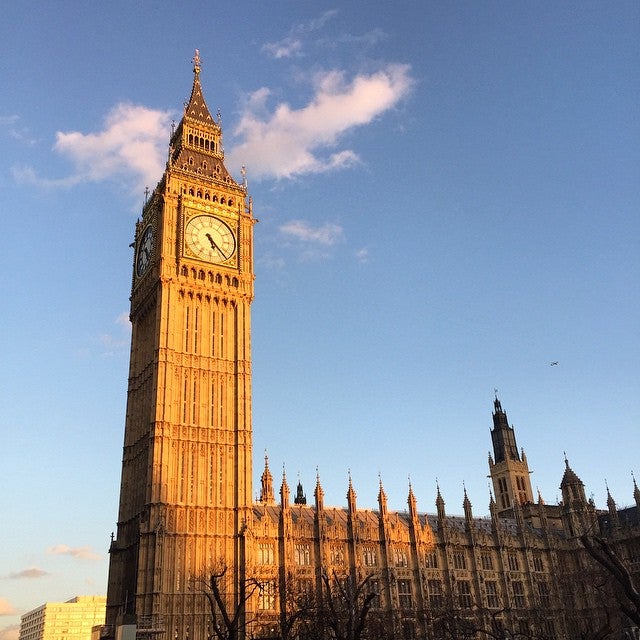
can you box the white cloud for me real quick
[280,220,344,246]
[0,600,17,617]
[355,247,370,263]
[48,544,101,561]
[227,64,413,180]
[14,104,172,194]
[7,568,48,579]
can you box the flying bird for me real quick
[550,361,559,366]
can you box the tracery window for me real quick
[398,579,413,608]
[427,580,443,608]
[538,581,550,606]
[330,545,344,566]
[394,548,408,567]
[458,580,473,609]
[366,579,381,609]
[258,543,274,565]
[533,554,544,572]
[258,581,276,610]
[453,551,466,569]
[363,547,377,567]
[486,581,500,608]
[512,581,526,608]
[294,543,310,566]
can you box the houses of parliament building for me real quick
[104,53,640,640]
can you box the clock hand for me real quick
[206,233,228,259]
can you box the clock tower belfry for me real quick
[106,51,255,640]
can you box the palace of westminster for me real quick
[103,53,640,640]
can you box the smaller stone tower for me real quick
[488,397,534,512]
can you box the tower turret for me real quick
[314,471,325,511]
[436,483,446,521]
[280,469,291,509]
[560,456,596,537]
[488,396,534,513]
[259,453,274,505]
[294,477,307,505]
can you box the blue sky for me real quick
[1,1,638,633]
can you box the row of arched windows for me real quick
[179,266,240,289]
[182,185,234,207]
[188,133,217,153]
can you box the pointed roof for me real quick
[314,469,324,507]
[259,453,274,504]
[185,49,215,125]
[606,483,617,511]
[347,472,357,511]
[294,476,307,505]
[377,475,387,503]
[490,395,520,462]
[280,466,290,507]
[560,455,584,487]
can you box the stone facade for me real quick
[105,54,640,640]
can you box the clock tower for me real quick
[105,51,255,640]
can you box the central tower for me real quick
[106,52,255,640]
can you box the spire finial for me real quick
[192,49,201,74]
[241,164,248,191]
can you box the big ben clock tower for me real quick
[106,51,255,640]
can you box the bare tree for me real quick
[278,576,318,640]
[580,534,640,628]
[317,570,380,640]
[191,563,262,640]
[426,592,557,640]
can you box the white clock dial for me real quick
[136,225,154,276]
[185,215,236,264]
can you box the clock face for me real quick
[136,225,154,277]
[185,215,236,264]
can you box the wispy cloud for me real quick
[0,625,20,640]
[48,544,101,561]
[0,600,17,617]
[0,114,37,145]
[98,311,131,357]
[280,220,344,246]
[116,311,131,329]
[277,220,345,262]
[262,37,303,60]
[355,247,370,264]
[13,104,172,194]
[228,64,413,180]
[262,10,338,59]
[7,568,48,579]
[0,624,20,640]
